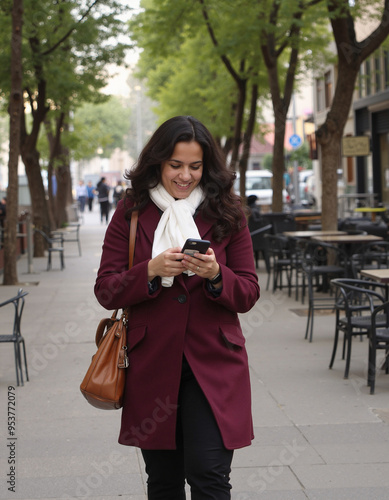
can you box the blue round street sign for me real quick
[289,134,302,149]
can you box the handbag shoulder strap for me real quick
[129,210,138,270]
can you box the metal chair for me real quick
[0,289,29,386]
[351,241,389,278]
[330,278,387,379]
[52,223,82,256]
[302,241,348,342]
[369,301,389,394]
[34,228,65,270]
[265,234,295,295]
[248,216,272,281]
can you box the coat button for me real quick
[177,294,187,304]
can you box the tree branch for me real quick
[42,0,102,56]
[197,0,242,85]
[329,0,389,67]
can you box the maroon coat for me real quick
[95,199,260,450]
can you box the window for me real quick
[325,71,332,108]
[365,59,371,95]
[316,78,323,112]
[385,50,389,89]
[375,52,381,92]
[358,66,364,98]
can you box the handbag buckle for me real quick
[118,346,129,369]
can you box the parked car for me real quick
[234,170,289,207]
[298,170,316,207]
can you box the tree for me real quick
[4,0,23,285]
[136,33,237,143]
[131,0,268,203]
[71,98,132,160]
[0,0,130,254]
[131,0,331,208]
[260,0,330,212]
[317,0,389,230]
[38,97,132,227]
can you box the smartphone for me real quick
[181,238,211,257]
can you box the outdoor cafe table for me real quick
[311,234,383,245]
[354,206,387,222]
[311,234,384,275]
[283,230,347,238]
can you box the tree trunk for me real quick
[316,65,359,230]
[266,62,290,213]
[44,113,65,227]
[317,0,389,230]
[20,142,50,256]
[3,0,23,286]
[272,115,286,213]
[320,139,341,231]
[55,145,72,227]
[231,77,246,174]
[238,83,258,206]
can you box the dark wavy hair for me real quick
[123,115,243,241]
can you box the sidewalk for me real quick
[1,206,389,499]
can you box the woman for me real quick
[95,116,260,499]
[96,177,110,224]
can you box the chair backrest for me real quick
[261,213,296,234]
[34,228,62,248]
[264,234,294,258]
[331,278,386,316]
[303,240,348,270]
[0,289,28,338]
[372,301,389,331]
[351,241,389,277]
[66,204,80,223]
[34,228,51,242]
[250,223,273,252]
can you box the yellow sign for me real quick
[341,136,370,157]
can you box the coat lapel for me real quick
[195,211,215,240]
[137,201,161,246]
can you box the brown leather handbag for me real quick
[80,210,138,410]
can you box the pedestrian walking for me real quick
[76,180,88,213]
[94,115,260,499]
[96,177,110,224]
[86,180,95,212]
[113,180,125,207]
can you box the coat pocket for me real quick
[128,325,147,352]
[220,324,246,350]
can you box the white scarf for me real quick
[149,184,205,287]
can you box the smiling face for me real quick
[160,141,203,199]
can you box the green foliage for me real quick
[131,0,333,145]
[69,97,132,160]
[143,34,237,138]
[37,97,132,164]
[262,153,273,171]
[0,0,131,115]
[288,142,312,170]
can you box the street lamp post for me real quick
[292,93,301,206]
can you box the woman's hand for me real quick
[147,247,185,281]
[181,248,220,281]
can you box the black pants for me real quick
[141,358,233,500]
[99,201,109,223]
